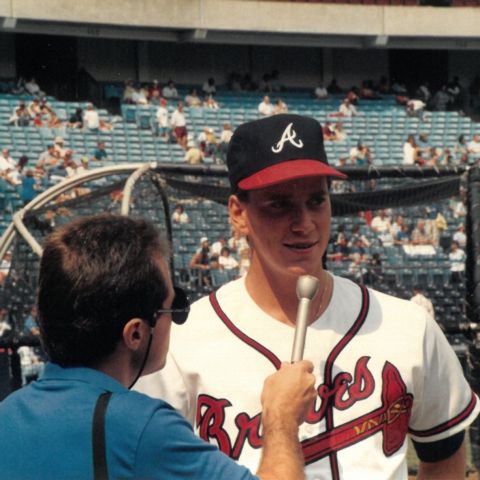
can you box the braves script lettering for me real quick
[196,356,412,462]
[271,122,304,153]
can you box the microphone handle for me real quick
[291,297,311,362]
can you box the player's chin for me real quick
[286,264,323,279]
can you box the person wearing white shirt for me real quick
[170,102,188,149]
[0,148,15,173]
[218,246,239,271]
[453,224,467,248]
[156,99,169,139]
[339,98,357,117]
[83,104,100,131]
[403,135,417,165]
[467,134,480,160]
[449,240,466,283]
[258,96,274,117]
[162,80,178,99]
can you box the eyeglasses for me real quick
[152,286,190,326]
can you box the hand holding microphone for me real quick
[291,275,320,363]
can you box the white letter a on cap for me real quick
[271,122,304,153]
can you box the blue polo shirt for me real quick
[0,363,256,480]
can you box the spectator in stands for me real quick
[0,251,12,286]
[155,98,169,140]
[54,136,67,159]
[273,98,288,115]
[449,240,466,284]
[327,78,343,94]
[431,85,450,111]
[47,110,63,129]
[36,144,58,172]
[198,127,218,161]
[349,141,372,166]
[21,169,39,205]
[0,147,15,173]
[202,77,217,96]
[450,195,467,219]
[348,253,367,283]
[25,78,44,97]
[217,123,233,163]
[406,98,426,122]
[394,223,411,246]
[371,209,394,246]
[8,101,30,127]
[162,80,178,100]
[258,95,275,117]
[338,98,357,118]
[130,85,148,105]
[359,80,381,100]
[172,204,189,224]
[415,82,431,105]
[228,230,249,254]
[259,73,273,93]
[453,224,467,249]
[184,139,204,165]
[83,103,100,131]
[27,98,42,118]
[411,219,435,246]
[203,94,219,109]
[210,237,227,258]
[467,134,480,162]
[391,215,404,239]
[148,80,162,104]
[185,88,202,108]
[122,80,135,104]
[410,286,435,320]
[349,223,370,248]
[5,154,28,186]
[417,132,430,153]
[454,135,469,165]
[92,142,109,162]
[402,134,418,165]
[314,82,329,100]
[322,121,336,141]
[190,236,212,287]
[32,113,44,128]
[218,246,239,271]
[426,147,441,166]
[332,122,347,141]
[171,102,188,149]
[67,108,84,129]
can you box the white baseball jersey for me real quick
[137,275,479,480]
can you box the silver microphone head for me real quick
[296,275,320,301]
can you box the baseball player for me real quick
[137,114,479,479]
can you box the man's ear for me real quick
[228,194,249,236]
[123,318,147,351]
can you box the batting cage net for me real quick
[0,162,479,466]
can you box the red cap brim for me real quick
[237,159,347,190]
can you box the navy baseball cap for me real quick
[227,114,346,191]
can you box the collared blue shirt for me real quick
[0,363,256,479]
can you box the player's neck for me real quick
[245,265,332,327]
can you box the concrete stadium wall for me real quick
[1,0,480,39]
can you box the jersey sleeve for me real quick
[135,405,258,480]
[134,351,195,424]
[408,314,479,443]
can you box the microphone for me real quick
[291,275,320,362]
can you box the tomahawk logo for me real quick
[271,122,304,153]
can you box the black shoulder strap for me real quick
[92,391,112,480]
